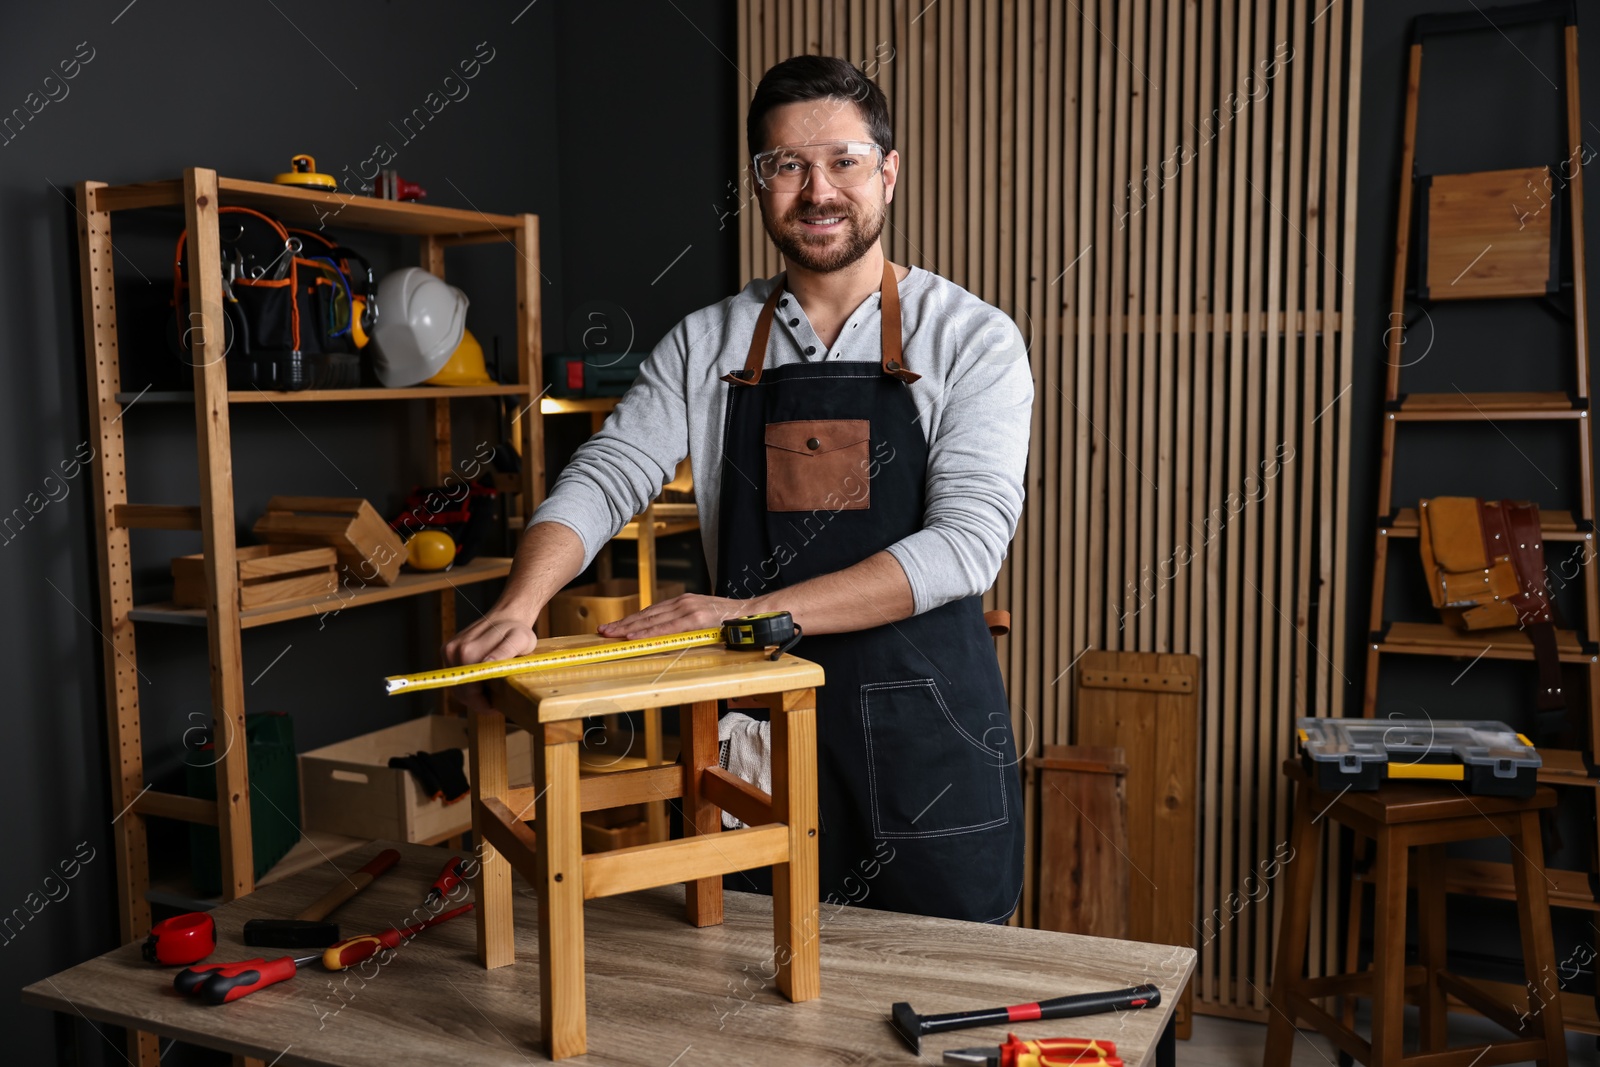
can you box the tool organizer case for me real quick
[1297,717,1540,797]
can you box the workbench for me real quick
[24,842,1193,1065]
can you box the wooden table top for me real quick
[492,638,826,721]
[24,842,1193,1066]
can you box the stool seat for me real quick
[1263,760,1567,1067]
[465,637,825,1060]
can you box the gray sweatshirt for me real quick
[530,266,1033,615]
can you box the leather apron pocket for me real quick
[765,419,871,512]
[860,679,1009,839]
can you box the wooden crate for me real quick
[548,578,686,636]
[171,545,337,609]
[300,715,531,843]
[252,496,405,586]
[582,803,650,852]
[1029,744,1130,939]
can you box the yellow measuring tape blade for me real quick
[384,627,726,696]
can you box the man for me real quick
[446,55,1031,924]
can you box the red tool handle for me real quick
[426,855,467,903]
[174,959,259,996]
[199,956,300,1004]
[321,903,475,971]
[1001,1034,1122,1067]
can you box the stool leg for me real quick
[535,730,586,1060]
[682,700,724,927]
[468,708,515,969]
[1414,843,1448,1052]
[1371,830,1408,1066]
[1511,809,1567,1067]
[1341,839,1368,1043]
[1263,779,1322,1065]
[772,687,820,1003]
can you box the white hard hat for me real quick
[370,268,469,387]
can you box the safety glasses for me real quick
[752,140,886,192]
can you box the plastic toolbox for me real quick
[1297,717,1540,798]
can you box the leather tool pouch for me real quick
[1418,497,1568,736]
[764,419,872,513]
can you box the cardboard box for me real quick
[547,578,686,636]
[299,715,530,843]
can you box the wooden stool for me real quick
[1264,760,1565,1066]
[467,638,824,1060]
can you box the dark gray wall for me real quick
[0,2,734,1063]
[1353,1,1599,986]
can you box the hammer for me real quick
[890,984,1160,1054]
[243,849,400,949]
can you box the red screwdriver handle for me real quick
[175,959,261,996]
[200,956,299,1004]
[427,856,466,902]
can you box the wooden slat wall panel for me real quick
[734,0,1363,1022]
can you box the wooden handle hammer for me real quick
[242,849,400,948]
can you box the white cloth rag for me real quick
[717,712,771,830]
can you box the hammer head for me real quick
[242,918,341,949]
[890,1001,925,1054]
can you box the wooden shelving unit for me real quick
[1360,9,1600,1038]
[76,168,544,1066]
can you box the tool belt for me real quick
[170,207,365,390]
[1417,497,1567,729]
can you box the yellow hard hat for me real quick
[425,328,494,387]
[406,531,456,570]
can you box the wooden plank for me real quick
[516,214,546,514]
[1189,0,1218,1007]
[510,653,826,720]
[582,763,685,812]
[533,733,586,1059]
[183,168,253,903]
[771,688,820,1001]
[469,710,516,970]
[1276,0,1311,1015]
[583,825,791,900]
[76,186,154,1037]
[113,504,202,530]
[682,699,724,926]
[702,766,775,828]
[132,791,217,826]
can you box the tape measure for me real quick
[384,611,802,696]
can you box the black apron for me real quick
[716,261,1024,924]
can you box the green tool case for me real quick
[187,711,300,896]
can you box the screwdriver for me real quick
[944,1034,1123,1067]
[174,954,319,1004]
[322,903,474,971]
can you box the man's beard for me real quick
[762,196,887,273]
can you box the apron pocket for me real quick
[860,679,1009,839]
[765,419,871,512]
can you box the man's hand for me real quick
[444,611,538,665]
[598,593,751,639]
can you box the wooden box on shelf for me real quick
[299,715,533,843]
[252,496,405,586]
[171,545,337,609]
[547,578,686,636]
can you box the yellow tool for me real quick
[384,611,801,696]
[273,153,338,189]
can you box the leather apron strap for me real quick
[722,260,919,385]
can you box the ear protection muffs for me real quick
[285,228,379,348]
[327,246,378,347]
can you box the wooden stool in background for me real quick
[468,638,824,1060]
[1263,761,1565,1067]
